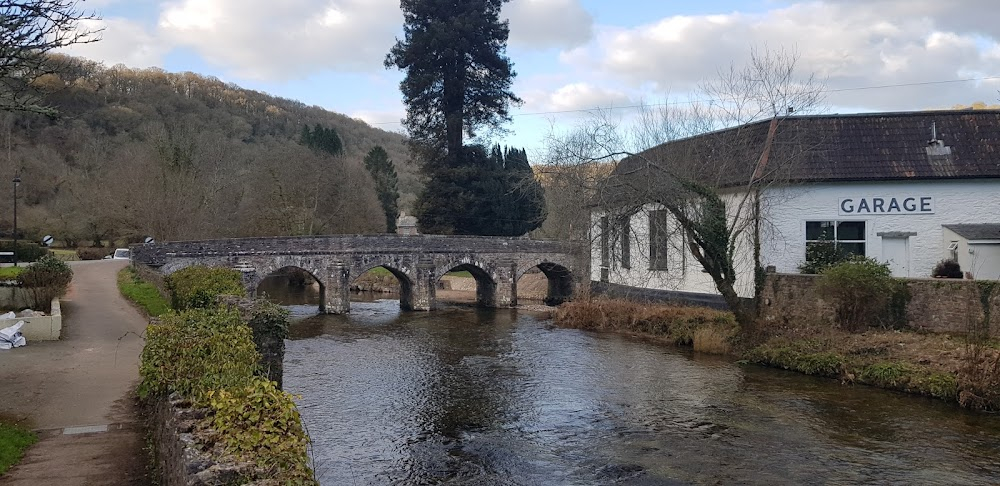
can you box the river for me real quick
[264,279,1000,485]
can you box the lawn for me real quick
[0,267,23,280]
[117,267,171,317]
[0,421,36,475]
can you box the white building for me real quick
[591,110,1000,302]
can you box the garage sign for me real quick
[839,197,934,215]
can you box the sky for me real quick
[64,0,1000,155]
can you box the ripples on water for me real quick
[282,299,1000,486]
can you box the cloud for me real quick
[351,108,405,131]
[572,2,1000,111]
[59,17,168,68]
[546,83,631,111]
[158,0,402,80]
[504,0,593,50]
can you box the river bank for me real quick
[553,298,1000,411]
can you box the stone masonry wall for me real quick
[760,273,1000,335]
[154,395,255,486]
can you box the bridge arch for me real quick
[256,265,325,308]
[516,258,575,306]
[349,263,416,310]
[435,259,499,308]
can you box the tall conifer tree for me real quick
[363,146,401,233]
[385,0,521,163]
[386,0,524,235]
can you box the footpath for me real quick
[0,260,150,485]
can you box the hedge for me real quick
[165,266,246,310]
[139,307,314,483]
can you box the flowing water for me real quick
[264,278,1000,485]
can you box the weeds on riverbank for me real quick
[554,298,974,406]
[117,267,171,317]
[0,421,36,475]
[554,299,737,353]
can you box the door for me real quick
[882,237,910,277]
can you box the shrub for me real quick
[208,378,313,482]
[76,247,113,260]
[0,240,49,263]
[798,239,849,274]
[932,259,963,278]
[18,255,73,311]
[138,307,259,401]
[166,266,246,310]
[816,257,896,331]
[138,306,316,483]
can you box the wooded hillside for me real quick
[0,55,419,245]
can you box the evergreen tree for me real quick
[386,0,524,235]
[502,146,546,235]
[414,144,545,236]
[363,146,401,233]
[385,0,521,163]
[300,123,343,156]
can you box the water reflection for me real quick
[279,293,1000,485]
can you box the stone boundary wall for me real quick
[154,395,256,486]
[760,273,1000,335]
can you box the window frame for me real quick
[805,220,868,258]
[649,210,670,271]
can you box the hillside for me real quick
[0,55,420,245]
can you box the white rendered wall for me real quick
[591,191,758,298]
[761,179,1000,278]
[591,178,1000,297]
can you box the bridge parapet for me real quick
[132,235,584,313]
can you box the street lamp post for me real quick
[12,175,19,267]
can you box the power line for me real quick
[365,74,1000,126]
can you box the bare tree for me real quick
[545,47,826,329]
[0,1,101,115]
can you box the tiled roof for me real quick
[606,110,1000,197]
[944,224,1000,240]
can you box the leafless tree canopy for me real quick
[0,57,421,245]
[0,1,101,115]
[540,47,826,328]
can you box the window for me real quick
[600,216,609,268]
[620,220,631,269]
[649,210,669,270]
[806,221,866,257]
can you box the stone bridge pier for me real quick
[132,235,583,314]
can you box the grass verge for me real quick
[118,267,171,317]
[0,266,23,280]
[0,421,37,475]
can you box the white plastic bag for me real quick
[0,320,25,349]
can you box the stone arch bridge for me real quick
[131,235,582,314]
